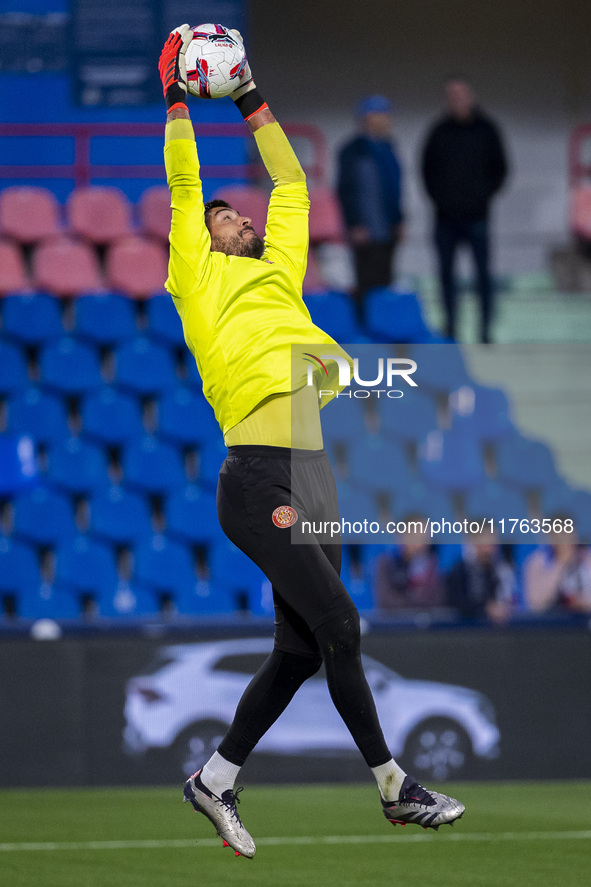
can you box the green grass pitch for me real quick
[1,781,590,887]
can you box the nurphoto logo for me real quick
[303,352,418,399]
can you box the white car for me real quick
[123,638,500,780]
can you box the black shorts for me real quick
[216,445,356,657]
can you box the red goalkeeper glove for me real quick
[158,24,192,111]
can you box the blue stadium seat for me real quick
[133,534,196,601]
[165,484,221,545]
[539,481,591,542]
[463,480,529,524]
[418,428,487,491]
[340,545,374,610]
[184,354,203,389]
[392,479,456,524]
[377,388,439,443]
[0,341,29,394]
[12,484,77,546]
[335,481,381,541]
[495,435,559,490]
[304,291,365,343]
[98,583,160,619]
[74,294,137,345]
[39,337,102,395]
[81,387,145,446]
[114,336,177,395]
[145,293,185,346]
[0,536,40,599]
[408,343,470,393]
[199,437,229,486]
[0,434,37,495]
[208,539,267,614]
[122,435,186,494]
[7,387,70,446]
[55,535,118,596]
[46,436,110,495]
[19,584,81,620]
[365,287,433,343]
[348,435,409,494]
[1,293,64,345]
[448,384,515,442]
[320,396,368,446]
[89,485,152,545]
[159,386,219,446]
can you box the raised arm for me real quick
[158,26,213,296]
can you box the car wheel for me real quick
[175,720,229,778]
[403,718,472,781]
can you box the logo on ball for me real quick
[272,505,298,528]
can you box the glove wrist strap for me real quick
[165,83,187,110]
[234,88,267,120]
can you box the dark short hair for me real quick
[204,199,233,231]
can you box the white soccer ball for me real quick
[185,24,247,99]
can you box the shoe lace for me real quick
[401,781,436,807]
[220,786,244,824]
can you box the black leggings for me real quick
[215,445,391,768]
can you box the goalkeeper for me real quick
[159,26,465,859]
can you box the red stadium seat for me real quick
[308,187,344,244]
[212,185,269,239]
[139,185,172,243]
[0,186,61,244]
[571,184,591,241]
[32,236,103,296]
[105,235,168,299]
[0,240,29,294]
[67,186,133,244]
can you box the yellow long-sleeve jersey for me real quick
[163,118,350,439]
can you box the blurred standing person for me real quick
[421,78,508,343]
[337,95,404,316]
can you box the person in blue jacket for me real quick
[337,95,404,314]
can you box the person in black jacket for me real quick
[337,95,404,314]
[421,79,507,343]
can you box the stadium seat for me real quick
[46,437,110,495]
[114,336,177,395]
[208,539,267,614]
[122,435,186,494]
[340,546,374,611]
[319,392,368,446]
[89,485,153,545]
[304,291,365,342]
[348,435,409,495]
[165,484,220,545]
[12,484,77,546]
[448,384,515,442]
[377,388,439,443]
[463,480,529,524]
[0,186,61,244]
[212,185,268,237]
[392,479,456,524]
[198,437,229,486]
[105,236,168,299]
[133,534,196,600]
[32,236,103,297]
[39,337,102,395]
[98,582,160,619]
[19,583,81,620]
[81,387,144,446]
[0,434,37,495]
[145,293,184,346]
[0,536,40,599]
[495,435,559,490]
[408,343,470,393]
[302,248,326,294]
[570,183,591,241]
[67,186,132,244]
[335,481,381,541]
[308,187,344,243]
[158,386,219,446]
[54,535,118,597]
[1,293,64,345]
[418,428,487,491]
[365,287,433,343]
[74,293,137,345]
[0,341,29,393]
[7,387,70,446]
[138,185,172,243]
[0,240,29,294]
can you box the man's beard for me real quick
[210,228,265,259]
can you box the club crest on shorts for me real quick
[272,505,298,528]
